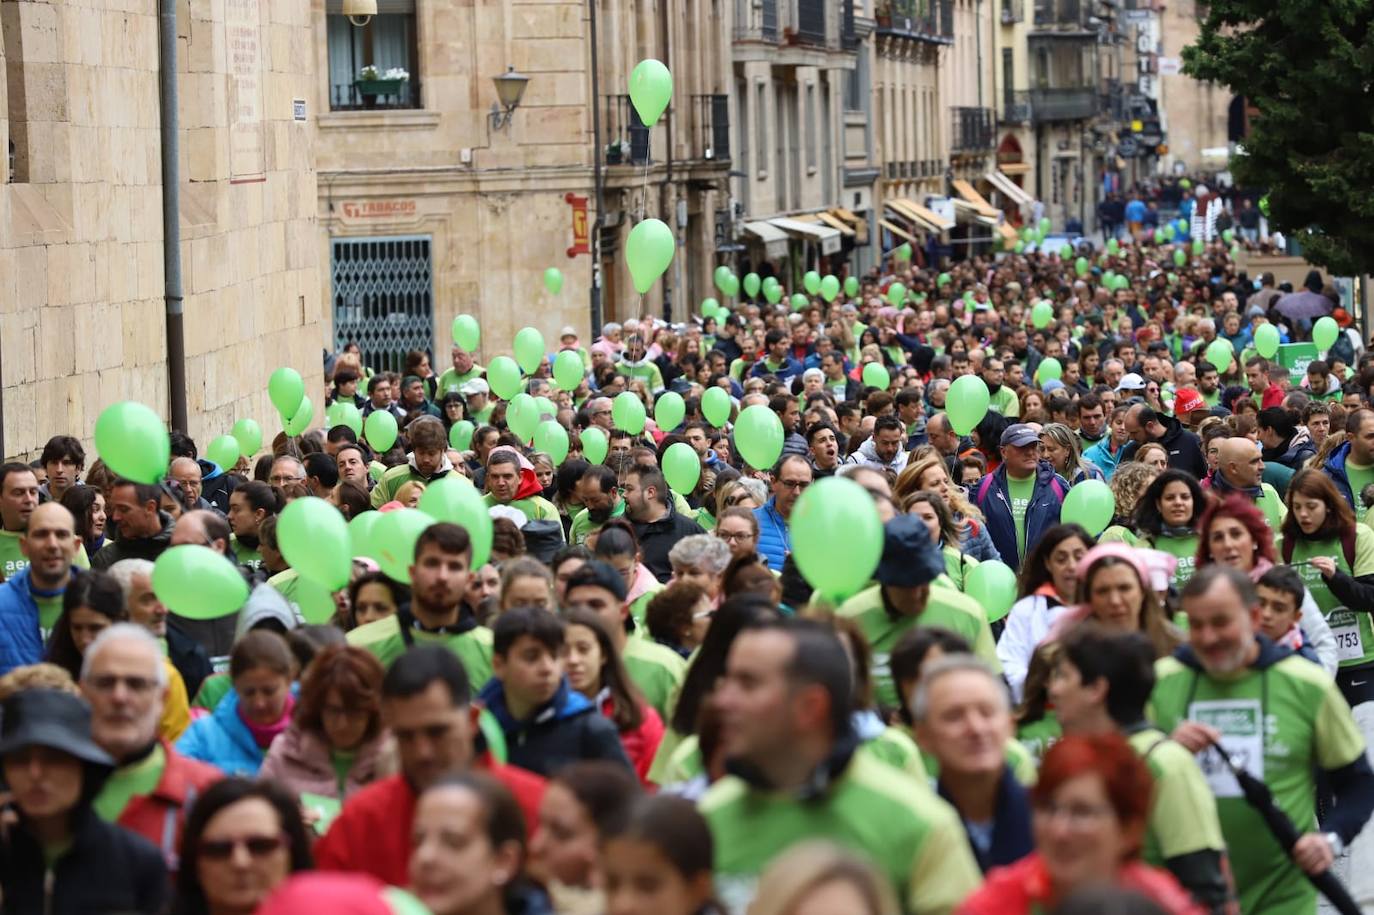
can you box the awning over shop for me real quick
[998,162,1032,175]
[815,211,854,236]
[828,207,868,244]
[885,198,954,233]
[769,217,842,255]
[950,179,1001,220]
[952,199,1000,227]
[742,220,790,259]
[997,222,1019,245]
[985,170,1035,208]
[878,218,918,244]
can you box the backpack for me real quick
[1281,528,1357,570]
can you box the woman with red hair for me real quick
[959,733,1203,914]
[1196,494,1338,674]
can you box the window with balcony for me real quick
[326,1,420,111]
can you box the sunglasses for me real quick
[200,834,286,861]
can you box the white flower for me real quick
[382,67,410,82]
[358,65,380,80]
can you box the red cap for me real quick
[1173,387,1206,415]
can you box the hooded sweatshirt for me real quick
[478,678,632,777]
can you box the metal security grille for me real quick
[331,235,434,375]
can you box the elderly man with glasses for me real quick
[753,454,813,572]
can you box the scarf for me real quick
[1211,469,1261,501]
[1160,523,1195,539]
[240,692,295,749]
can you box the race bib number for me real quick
[1329,610,1365,662]
[1190,698,1264,799]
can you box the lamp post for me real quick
[489,67,531,132]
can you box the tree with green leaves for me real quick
[1184,0,1374,275]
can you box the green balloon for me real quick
[1074,256,1089,277]
[581,427,609,464]
[790,477,884,600]
[946,375,990,436]
[628,58,673,126]
[507,393,540,443]
[1253,323,1280,359]
[293,576,339,626]
[654,391,686,431]
[1106,239,1120,256]
[743,272,761,298]
[966,560,1018,623]
[374,508,435,584]
[449,420,475,451]
[1115,274,1131,292]
[152,545,248,620]
[612,391,647,434]
[533,420,570,466]
[1061,479,1114,536]
[206,435,240,472]
[1154,229,1166,245]
[1192,238,1204,255]
[1163,224,1176,241]
[284,396,313,436]
[1176,218,1189,234]
[1031,300,1054,329]
[715,265,734,293]
[1222,228,1235,244]
[862,362,890,390]
[702,387,732,428]
[418,477,492,570]
[326,401,363,437]
[803,271,821,295]
[820,275,841,303]
[279,497,352,590]
[1039,217,1052,233]
[1205,338,1234,374]
[1313,316,1340,351]
[887,282,907,308]
[452,314,480,351]
[844,276,859,297]
[721,274,739,298]
[544,267,563,296]
[701,297,719,317]
[1059,243,1073,259]
[364,409,398,453]
[1037,357,1063,384]
[790,293,809,311]
[735,404,783,471]
[896,242,913,261]
[268,367,304,419]
[487,356,522,400]
[350,511,382,562]
[513,327,546,375]
[231,419,262,458]
[937,272,951,288]
[1173,248,1188,267]
[1014,241,1025,254]
[1167,272,1178,284]
[552,350,584,392]
[764,283,784,305]
[626,218,674,293]
[662,442,700,494]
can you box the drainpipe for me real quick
[159,0,188,433]
[659,0,674,324]
[589,0,605,337]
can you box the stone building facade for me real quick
[1,0,323,459]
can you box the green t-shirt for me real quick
[920,736,1038,788]
[192,673,233,711]
[837,583,1000,710]
[1201,387,1221,407]
[94,743,167,823]
[230,535,262,571]
[616,360,665,393]
[1346,459,1374,526]
[987,386,1019,417]
[36,591,63,642]
[701,751,982,915]
[622,636,686,719]
[1150,653,1367,914]
[940,546,978,592]
[568,501,625,546]
[331,749,356,794]
[0,530,89,582]
[1098,525,1139,546]
[347,614,494,695]
[1255,482,1287,531]
[1015,715,1061,766]
[1142,533,1200,593]
[1127,727,1226,867]
[435,365,486,397]
[1007,473,1036,560]
[1289,526,1374,667]
[481,493,563,526]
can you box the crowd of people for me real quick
[1,204,1374,915]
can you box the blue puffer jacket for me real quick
[175,688,270,776]
[973,461,1068,567]
[478,677,631,778]
[753,498,791,572]
[0,566,76,676]
[1325,441,1357,507]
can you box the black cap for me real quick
[564,559,628,603]
[0,689,114,769]
[875,515,947,588]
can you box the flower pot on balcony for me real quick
[606,147,624,165]
[354,78,405,108]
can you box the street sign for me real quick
[1117,137,1139,158]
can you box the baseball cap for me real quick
[1042,379,1066,395]
[560,325,578,340]
[459,378,489,397]
[1116,372,1146,392]
[1173,387,1206,415]
[1000,423,1040,448]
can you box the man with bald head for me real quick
[925,412,963,459]
[169,510,239,656]
[0,501,82,673]
[1118,402,1207,479]
[168,457,215,513]
[1212,437,1286,529]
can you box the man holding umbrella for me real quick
[1153,565,1374,914]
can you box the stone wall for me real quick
[0,0,323,460]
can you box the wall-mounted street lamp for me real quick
[489,66,531,132]
[343,0,376,27]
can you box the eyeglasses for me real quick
[717,530,753,543]
[777,479,811,491]
[199,834,287,861]
[85,674,159,696]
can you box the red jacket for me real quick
[314,759,546,887]
[958,853,1203,915]
[117,741,224,873]
[600,694,664,786]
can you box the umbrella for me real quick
[1274,290,1334,323]
[1210,740,1361,915]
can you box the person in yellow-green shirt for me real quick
[568,465,623,546]
[433,345,485,398]
[0,462,43,581]
[482,449,563,535]
[370,417,457,509]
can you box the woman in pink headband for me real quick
[1044,543,1183,661]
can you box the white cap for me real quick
[559,325,577,340]
[1116,372,1146,392]
[460,378,490,397]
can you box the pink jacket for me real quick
[259,724,393,800]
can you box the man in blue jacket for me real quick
[0,502,83,674]
[973,424,1068,567]
[1325,409,1374,526]
[754,455,814,572]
